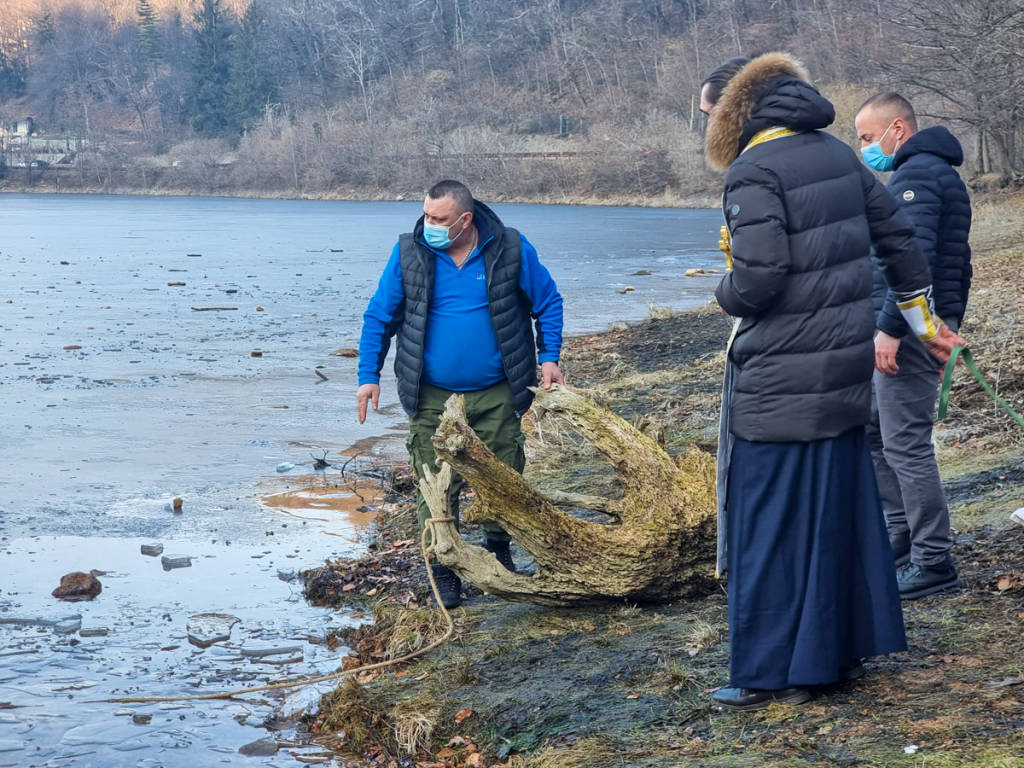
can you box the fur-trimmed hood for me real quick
[705,52,835,172]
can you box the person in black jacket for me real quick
[699,53,964,711]
[855,93,972,599]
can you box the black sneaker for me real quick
[483,538,516,573]
[897,557,962,600]
[430,563,462,608]
[711,686,811,711]
[889,531,911,568]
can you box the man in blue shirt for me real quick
[356,180,564,607]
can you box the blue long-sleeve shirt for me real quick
[358,233,563,391]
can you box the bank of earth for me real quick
[303,191,1024,768]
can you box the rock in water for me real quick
[52,572,101,601]
[238,738,278,757]
[172,497,183,513]
[140,543,164,557]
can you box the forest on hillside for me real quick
[0,0,1021,200]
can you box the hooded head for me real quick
[702,52,835,172]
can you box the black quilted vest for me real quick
[394,202,538,418]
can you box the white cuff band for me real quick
[896,290,940,341]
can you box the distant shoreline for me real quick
[0,180,719,210]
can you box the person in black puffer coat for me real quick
[855,93,972,601]
[699,53,965,712]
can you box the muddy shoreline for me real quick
[0,180,719,210]
[305,194,1024,767]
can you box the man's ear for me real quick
[892,117,910,143]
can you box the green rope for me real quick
[938,345,1024,430]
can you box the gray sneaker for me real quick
[897,556,962,600]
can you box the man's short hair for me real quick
[858,92,918,131]
[427,180,474,215]
[701,56,751,106]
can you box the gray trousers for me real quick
[866,329,954,567]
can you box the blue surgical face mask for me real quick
[860,122,898,172]
[423,214,468,250]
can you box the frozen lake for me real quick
[0,193,723,766]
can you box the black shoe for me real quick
[890,531,911,569]
[710,686,811,711]
[839,662,866,682]
[483,538,516,573]
[897,557,962,600]
[430,563,462,608]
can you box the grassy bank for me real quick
[303,192,1024,768]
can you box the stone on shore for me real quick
[52,572,101,601]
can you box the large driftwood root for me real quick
[418,385,717,606]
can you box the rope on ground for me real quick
[938,345,1024,430]
[97,516,458,705]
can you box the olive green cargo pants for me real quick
[406,381,525,542]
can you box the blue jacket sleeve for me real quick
[877,168,942,337]
[357,244,404,385]
[518,234,563,363]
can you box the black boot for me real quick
[430,563,462,608]
[483,538,516,573]
[711,686,811,711]
[889,531,911,568]
[897,555,962,600]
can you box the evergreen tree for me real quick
[34,11,56,48]
[186,0,234,135]
[0,51,26,101]
[137,0,161,71]
[226,0,276,132]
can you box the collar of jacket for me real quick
[742,126,799,154]
[893,125,965,171]
[704,52,811,172]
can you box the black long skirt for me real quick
[726,426,907,689]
